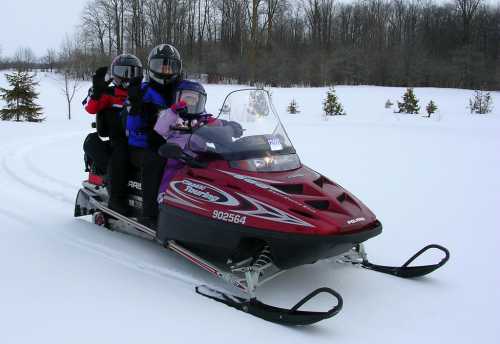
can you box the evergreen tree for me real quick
[425,100,438,117]
[397,88,420,114]
[287,99,300,114]
[323,87,346,116]
[469,90,493,114]
[0,71,44,122]
[385,99,394,109]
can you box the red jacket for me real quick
[85,86,128,114]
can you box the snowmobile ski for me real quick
[195,285,343,326]
[338,244,450,278]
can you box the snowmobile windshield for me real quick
[188,89,300,171]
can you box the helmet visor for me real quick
[177,90,206,115]
[149,57,181,77]
[112,65,143,80]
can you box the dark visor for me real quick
[149,58,181,75]
[112,65,142,79]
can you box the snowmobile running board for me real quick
[338,243,450,278]
[75,187,343,326]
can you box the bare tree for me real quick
[41,49,57,72]
[13,47,36,70]
[455,0,482,44]
[65,0,499,89]
[57,36,84,119]
[60,70,82,120]
[82,0,108,55]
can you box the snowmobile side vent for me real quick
[290,208,314,218]
[305,200,330,210]
[337,193,346,202]
[313,176,335,188]
[337,193,358,206]
[272,183,304,194]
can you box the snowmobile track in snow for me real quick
[0,131,84,204]
[0,131,230,297]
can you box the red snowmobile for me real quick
[75,89,449,326]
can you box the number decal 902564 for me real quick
[212,210,246,225]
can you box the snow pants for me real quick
[83,132,110,175]
[129,147,166,218]
[83,132,130,203]
[108,138,129,202]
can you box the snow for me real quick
[0,71,499,343]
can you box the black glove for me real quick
[127,76,144,112]
[227,121,244,138]
[91,66,108,100]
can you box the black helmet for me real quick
[147,44,182,86]
[110,54,143,88]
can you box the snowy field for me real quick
[0,71,499,343]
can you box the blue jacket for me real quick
[126,82,175,148]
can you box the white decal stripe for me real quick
[234,193,314,228]
[217,170,284,184]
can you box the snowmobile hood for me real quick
[161,162,377,236]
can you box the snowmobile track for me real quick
[0,132,83,204]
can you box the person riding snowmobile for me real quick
[83,53,143,215]
[154,80,244,203]
[125,44,184,228]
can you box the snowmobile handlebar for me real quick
[158,143,207,168]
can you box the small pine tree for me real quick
[0,71,44,122]
[397,88,420,114]
[425,100,438,117]
[287,99,300,114]
[323,86,346,116]
[385,99,394,109]
[469,90,493,114]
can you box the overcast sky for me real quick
[0,0,497,59]
[0,0,87,57]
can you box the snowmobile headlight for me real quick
[230,154,301,172]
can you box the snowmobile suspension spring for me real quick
[252,246,272,269]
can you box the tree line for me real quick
[1,0,499,90]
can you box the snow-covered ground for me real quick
[0,71,499,343]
